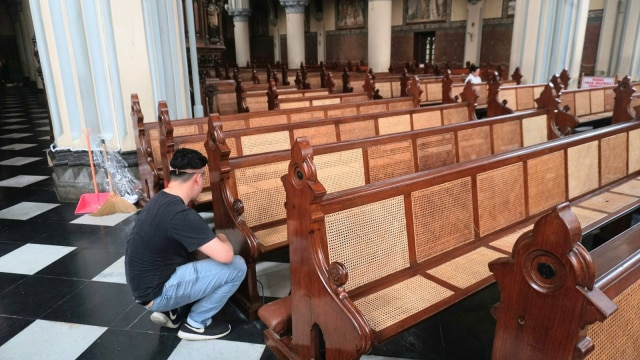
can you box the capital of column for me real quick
[279,0,309,14]
[227,8,252,22]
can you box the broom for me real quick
[92,139,138,216]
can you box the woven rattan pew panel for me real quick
[234,161,289,227]
[240,131,290,156]
[416,133,456,171]
[426,247,504,288]
[358,103,388,114]
[292,124,337,146]
[327,107,358,118]
[477,163,526,236]
[367,140,414,183]
[561,93,576,116]
[492,120,522,154]
[425,82,442,102]
[527,151,566,215]
[457,126,492,162]
[604,87,615,111]
[522,114,548,147]
[570,206,608,228]
[289,110,326,123]
[587,279,640,360]
[411,177,474,262]
[629,129,640,173]
[378,114,411,135]
[325,196,409,290]
[443,107,468,125]
[501,89,516,111]
[314,149,365,193]
[574,91,591,117]
[600,133,628,185]
[412,110,444,130]
[338,120,377,141]
[590,88,605,114]
[249,114,288,128]
[568,141,599,199]
[516,87,535,111]
[377,82,392,98]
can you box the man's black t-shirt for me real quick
[125,191,214,303]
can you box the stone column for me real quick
[464,0,483,66]
[228,7,253,67]
[28,0,191,151]
[595,0,640,79]
[279,0,309,68]
[367,0,392,73]
[509,0,589,86]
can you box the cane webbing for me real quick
[174,125,200,137]
[391,82,401,99]
[610,178,640,197]
[377,82,392,98]
[226,138,238,157]
[234,160,289,227]
[516,87,534,111]
[289,110,325,123]
[629,129,640,173]
[378,115,412,135]
[367,141,414,183]
[412,177,474,262]
[245,96,265,112]
[571,206,607,228]
[327,107,358,118]
[222,120,246,130]
[280,100,309,109]
[426,247,504,289]
[443,107,469,125]
[148,128,162,167]
[561,93,576,116]
[457,126,492,162]
[492,121,522,154]
[218,93,238,114]
[568,141,599,199]
[416,133,456,171]
[501,89,516,111]
[587,279,640,360]
[522,115,548,147]
[338,120,377,141]
[293,124,337,146]
[358,104,387,114]
[312,98,341,106]
[476,85,488,105]
[240,131,290,156]
[477,163,525,236]
[388,100,414,111]
[254,224,288,249]
[604,88,615,111]
[354,276,453,331]
[426,82,441,101]
[533,86,545,100]
[600,133,628,185]
[490,225,533,253]
[527,151,566,215]
[315,149,365,193]
[590,89,605,114]
[325,196,409,290]
[412,110,444,130]
[194,190,212,204]
[250,114,288,128]
[574,91,591,117]
[342,95,368,104]
[278,93,301,99]
[178,142,210,186]
[574,191,638,214]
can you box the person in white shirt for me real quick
[465,65,482,84]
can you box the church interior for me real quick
[1,0,640,359]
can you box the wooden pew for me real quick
[259,119,640,359]
[204,85,574,321]
[611,76,640,124]
[489,203,640,359]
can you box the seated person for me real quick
[465,65,482,84]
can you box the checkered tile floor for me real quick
[0,86,496,359]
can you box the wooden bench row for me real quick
[258,119,640,359]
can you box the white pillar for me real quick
[279,0,309,68]
[464,0,483,66]
[228,8,253,67]
[595,0,640,79]
[367,0,392,73]
[29,0,191,151]
[509,0,589,87]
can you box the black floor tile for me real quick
[76,328,181,360]
[0,275,87,318]
[37,247,124,280]
[0,315,34,347]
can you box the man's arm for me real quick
[198,233,234,264]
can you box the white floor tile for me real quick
[92,256,126,283]
[72,211,136,226]
[0,133,31,138]
[2,118,28,123]
[0,157,42,166]
[38,136,50,140]
[0,175,49,187]
[2,125,29,129]
[256,262,291,298]
[0,201,59,220]
[0,244,76,275]
[33,119,50,123]
[169,339,265,360]
[0,143,37,150]
[36,126,51,131]
[0,320,106,360]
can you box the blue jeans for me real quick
[148,255,246,328]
